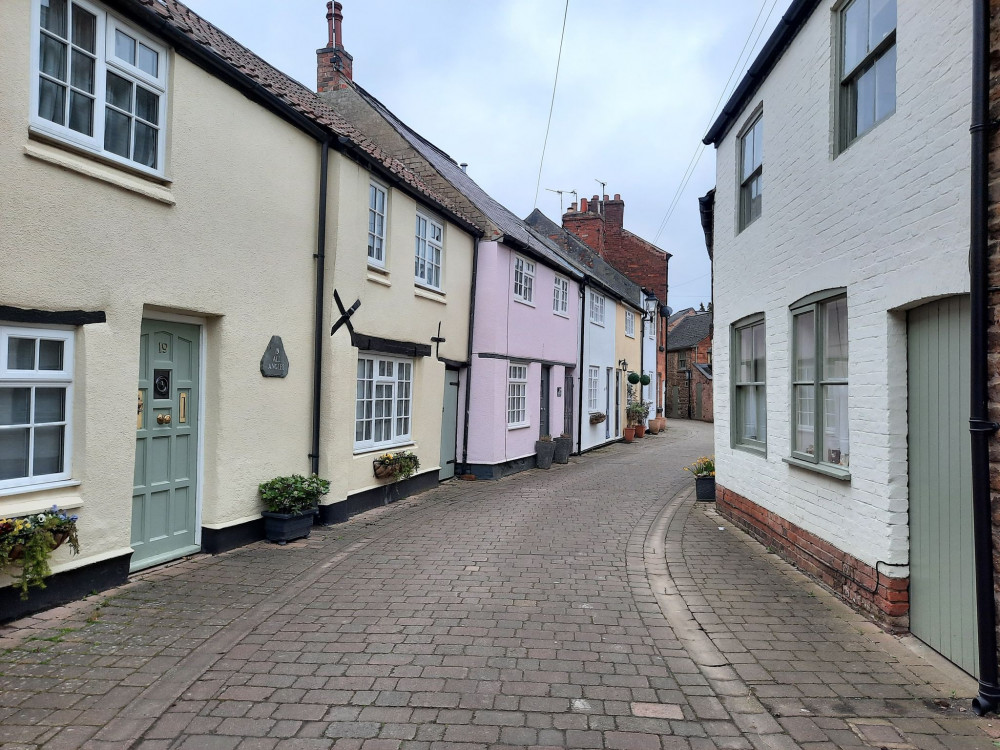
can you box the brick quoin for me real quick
[716,485,910,633]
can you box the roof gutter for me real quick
[969,0,1000,717]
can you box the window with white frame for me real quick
[513,256,535,304]
[368,181,387,266]
[739,113,763,231]
[354,355,412,450]
[552,276,569,316]
[625,310,635,338]
[732,314,766,451]
[791,292,849,469]
[587,366,600,410]
[507,363,528,427]
[589,292,606,325]
[0,326,74,490]
[31,0,169,174]
[840,0,895,149]
[414,212,443,289]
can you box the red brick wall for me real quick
[716,486,909,632]
[666,333,713,421]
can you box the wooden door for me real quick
[439,371,459,481]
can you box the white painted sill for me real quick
[783,456,851,481]
[414,286,446,305]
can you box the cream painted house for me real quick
[0,0,476,619]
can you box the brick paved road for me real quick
[0,421,991,749]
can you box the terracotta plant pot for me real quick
[635,424,646,438]
[646,420,660,435]
[623,427,636,443]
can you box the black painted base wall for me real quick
[0,553,131,624]
[464,455,538,480]
[201,518,265,555]
[318,470,439,524]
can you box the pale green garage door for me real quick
[907,295,977,676]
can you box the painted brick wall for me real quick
[711,1,971,574]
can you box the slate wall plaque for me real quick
[260,336,289,378]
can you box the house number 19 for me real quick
[158,342,168,354]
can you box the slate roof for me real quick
[668,308,696,327]
[693,363,713,380]
[524,210,643,308]
[667,312,713,351]
[122,0,475,228]
[350,85,583,280]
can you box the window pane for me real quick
[855,66,876,137]
[737,385,765,443]
[41,34,68,81]
[136,87,159,125]
[794,385,815,456]
[107,72,133,112]
[68,90,93,135]
[843,0,869,72]
[741,132,754,181]
[0,389,31,426]
[72,5,96,52]
[793,312,815,381]
[869,0,895,47]
[35,388,66,423]
[874,44,896,123]
[823,298,849,380]
[38,77,67,125]
[133,121,157,168]
[753,323,766,381]
[8,338,36,370]
[0,429,30,480]
[105,107,131,158]
[70,49,94,93]
[41,0,68,37]
[33,425,65,476]
[749,174,762,222]
[38,340,64,371]
[137,43,159,77]
[824,384,849,466]
[739,328,753,382]
[115,29,136,65]
[752,119,763,169]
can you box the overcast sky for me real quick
[186,0,788,310]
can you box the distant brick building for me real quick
[665,312,713,422]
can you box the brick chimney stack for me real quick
[317,1,353,93]
[605,193,624,230]
[563,195,607,257]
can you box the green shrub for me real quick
[259,474,330,515]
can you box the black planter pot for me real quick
[262,509,315,544]
[553,436,572,464]
[695,476,716,502]
[535,440,556,469]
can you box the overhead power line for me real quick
[533,0,571,210]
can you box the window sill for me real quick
[414,286,446,305]
[732,442,766,457]
[507,423,531,431]
[367,271,391,287]
[589,320,605,328]
[513,297,536,308]
[782,456,851,481]
[0,481,83,510]
[24,139,175,206]
[554,311,569,319]
[353,442,415,457]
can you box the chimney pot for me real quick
[326,2,335,47]
[603,194,609,201]
[569,202,577,212]
[614,193,621,201]
[592,194,599,202]
[580,198,588,212]
[333,1,344,48]
[460,163,468,173]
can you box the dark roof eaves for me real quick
[703,0,822,146]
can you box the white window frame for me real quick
[507,363,528,428]
[414,211,443,290]
[29,0,170,177]
[513,256,535,305]
[553,276,569,317]
[625,310,636,338]
[0,325,75,491]
[589,292,606,326]
[353,354,413,452]
[587,365,600,411]
[368,180,387,267]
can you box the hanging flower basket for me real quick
[1,507,80,600]
[589,412,607,425]
[373,451,421,481]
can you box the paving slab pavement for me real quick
[0,420,992,749]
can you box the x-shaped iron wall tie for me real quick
[331,290,361,337]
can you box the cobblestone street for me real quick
[0,421,991,750]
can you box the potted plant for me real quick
[535,435,556,469]
[259,474,330,544]
[589,412,607,425]
[373,450,421,481]
[685,456,716,501]
[623,425,636,442]
[553,433,572,463]
[0,506,80,600]
[627,371,641,385]
[640,373,651,386]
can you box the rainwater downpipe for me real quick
[310,138,331,476]
[970,0,1000,717]
[577,281,588,453]
[459,238,481,474]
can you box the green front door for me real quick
[439,371,459,481]
[132,320,200,571]
[908,296,977,676]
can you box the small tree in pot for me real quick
[259,474,330,544]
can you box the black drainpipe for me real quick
[459,238,481,474]
[577,281,588,453]
[310,139,331,476]
[970,0,1000,717]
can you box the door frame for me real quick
[140,311,206,547]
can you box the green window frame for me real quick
[789,290,849,475]
[738,112,763,231]
[731,313,766,452]
[838,0,896,150]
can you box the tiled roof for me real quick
[667,312,712,351]
[668,308,696,326]
[126,0,474,227]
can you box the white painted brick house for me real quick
[704,0,975,675]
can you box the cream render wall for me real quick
[1,0,323,577]
[711,0,971,571]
